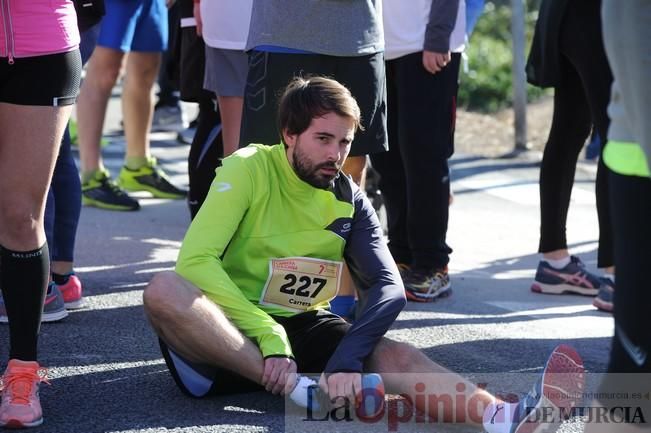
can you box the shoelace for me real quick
[99,177,129,197]
[148,164,174,187]
[0,369,49,404]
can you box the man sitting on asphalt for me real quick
[142,76,584,433]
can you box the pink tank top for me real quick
[0,0,80,62]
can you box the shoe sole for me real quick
[82,196,140,211]
[64,298,85,309]
[119,183,186,200]
[405,285,452,303]
[1,417,43,428]
[592,298,613,313]
[41,308,69,322]
[531,282,598,296]
[514,345,585,433]
[1,311,68,323]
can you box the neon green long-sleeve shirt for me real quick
[176,143,405,371]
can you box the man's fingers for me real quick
[319,373,329,395]
[261,360,273,387]
[271,363,291,395]
[266,362,282,393]
[284,371,298,396]
[353,375,363,407]
[423,57,440,74]
[343,381,354,403]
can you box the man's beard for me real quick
[292,145,340,189]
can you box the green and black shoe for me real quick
[118,157,187,199]
[82,169,140,211]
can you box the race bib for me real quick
[260,257,343,312]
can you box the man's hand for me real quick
[319,372,362,408]
[262,357,297,395]
[193,3,203,37]
[422,50,451,74]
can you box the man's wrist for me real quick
[193,0,200,4]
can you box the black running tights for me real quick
[538,0,614,268]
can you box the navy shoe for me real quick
[593,277,614,312]
[531,256,601,296]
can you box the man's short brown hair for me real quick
[277,76,363,143]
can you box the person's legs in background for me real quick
[115,0,187,201]
[533,0,614,305]
[0,48,80,427]
[44,128,83,311]
[534,58,598,295]
[77,42,141,210]
[369,58,411,274]
[152,1,184,130]
[394,52,459,302]
[187,96,223,219]
[42,24,101,312]
[203,47,247,158]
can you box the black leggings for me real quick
[607,172,651,373]
[538,0,614,267]
[187,96,223,219]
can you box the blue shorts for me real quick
[97,0,168,52]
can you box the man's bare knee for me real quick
[143,271,185,318]
[371,338,419,372]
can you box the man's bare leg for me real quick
[367,339,495,427]
[77,47,124,174]
[143,271,264,383]
[122,52,161,161]
[218,95,244,157]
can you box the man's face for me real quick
[284,112,355,189]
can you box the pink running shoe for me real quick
[0,359,49,428]
[57,273,84,309]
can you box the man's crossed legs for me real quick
[143,272,584,432]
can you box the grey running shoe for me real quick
[151,105,184,131]
[0,283,68,323]
[41,284,68,322]
[593,277,614,312]
[404,267,452,303]
[531,256,601,296]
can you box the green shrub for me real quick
[458,1,549,113]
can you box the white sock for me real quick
[482,401,520,433]
[603,273,615,283]
[543,256,571,269]
[288,375,319,409]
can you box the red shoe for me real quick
[57,273,84,309]
[0,359,49,428]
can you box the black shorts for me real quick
[239,51,387,157]
[0,50,81,107]
[159,310,350,397]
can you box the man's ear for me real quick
[282,129,296,148]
